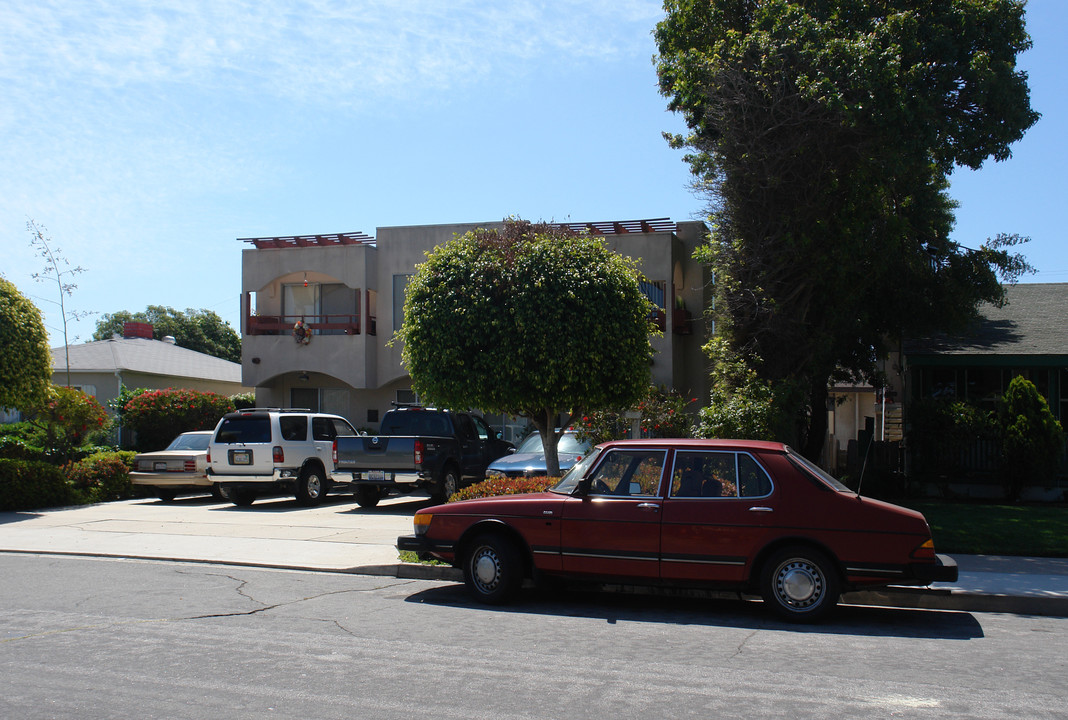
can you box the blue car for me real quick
[485,431,592,478]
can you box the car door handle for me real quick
[748,506,773,513]
[636,503,660,512]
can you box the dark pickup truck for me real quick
[332,406,514,507]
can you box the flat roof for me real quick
[239,218,679,249]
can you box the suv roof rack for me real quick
[235,407,313,413]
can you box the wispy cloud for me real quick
[0,1,670,342]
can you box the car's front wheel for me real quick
[296,466,328,506]
[759,546,840,622]
[463,533,523,604]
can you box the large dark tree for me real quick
[656,0,1038,458]
[396,220,653,476]
[94,306,241,363]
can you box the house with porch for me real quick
[825,283,1068,498]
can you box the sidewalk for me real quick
[2,496,1067,616]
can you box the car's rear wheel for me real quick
[354,485,383,508]
[759,546,840,622]
[463,533,523,605]
[433,466,460,503]
[296,466,327,506]
[210,485,224,501]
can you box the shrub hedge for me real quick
[448,476,556,503]
[0,458,75,511]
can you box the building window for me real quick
[393,275,412,331]
[282,282,359,335]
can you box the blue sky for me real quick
[2,0,1065,347]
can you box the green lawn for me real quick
[905,501,1068,557]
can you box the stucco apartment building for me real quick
[239,218,710,437]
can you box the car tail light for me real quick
[332,439,338,465]
[206,447,211,464]
[184,460,195,472]
[273,446,284,464]
[911,538,937,560]
[414,439,424,466]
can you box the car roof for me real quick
[596,438,789,453]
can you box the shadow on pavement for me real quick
[401,583,986,640]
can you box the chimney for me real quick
[123,322,154,339]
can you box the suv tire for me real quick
[296,465,328,506]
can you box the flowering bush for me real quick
[576,385,696,446]
[123,388,234,451]
[637,386,696,438]
[63,451,134,503]
[448,476,556,503]
[24,386,109,462]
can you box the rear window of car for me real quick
[380,411,453,436]
[167,433,211,451]
[214,416,272,444]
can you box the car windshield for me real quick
[166,433,210,451]
[516,433,591,456]
[786,447,853,493]
[550,448,602,495]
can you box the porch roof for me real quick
[904,283,1068,360]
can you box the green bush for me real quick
[63,452,134,503]
[448,476,556,503]
[0,422,46,460]
[0,458,75,511]
[998,376,1065,502]
[122,388,234,451]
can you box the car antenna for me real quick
[854,431,875,498]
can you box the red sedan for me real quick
[398,439,957,621]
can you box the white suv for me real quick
[207,408,359,507]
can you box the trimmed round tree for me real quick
[397,220,653,476]
[0,278,53,412]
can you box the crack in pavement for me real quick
[173,567,419,620]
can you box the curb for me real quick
[393,561,1068,617]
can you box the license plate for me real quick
[368,470,386,482]
[230,450,252,465]
[154,461,168,471]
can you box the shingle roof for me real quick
[905,283,1068,357]
[51,337,242,383]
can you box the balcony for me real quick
[247,314,364,336]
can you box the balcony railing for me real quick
[247,314,361,336]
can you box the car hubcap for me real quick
[472,548,500,593]
[307,475,321,498]
[776,560,823,609]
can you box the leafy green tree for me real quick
[94,306,240,362]
[997,376,1064,502]
[656,0,1037,458]
[396,219,653,476]
[0,278,53,412]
